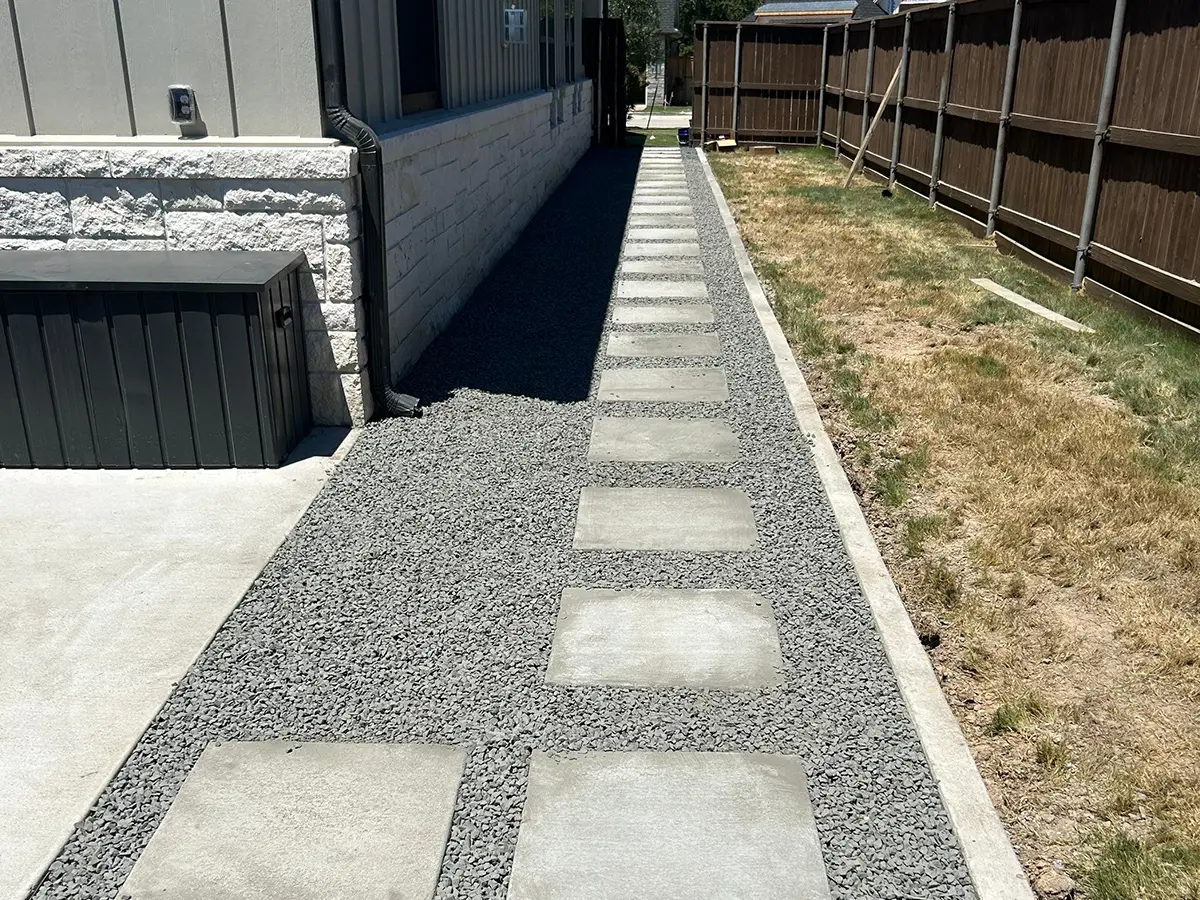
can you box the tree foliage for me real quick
[609,0,661,70]
[677,0,760,54]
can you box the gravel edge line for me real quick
[696,149,1037,900]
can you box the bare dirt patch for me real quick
[712,148,1200,900]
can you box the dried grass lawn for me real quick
[710,147,1200,900]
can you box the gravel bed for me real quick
[34,147,975,900]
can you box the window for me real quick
[563,0,575,82]
[504,5,528,44]
[399,0,441,114]
[540,0,556,89]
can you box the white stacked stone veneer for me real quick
[381,84,593,380]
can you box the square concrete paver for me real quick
[625,228,698,242]
[606,332,721,358]
[620,259,704,276]
[588,417,737,462]
[573,487,757,551]
[507,751,831,900]
[119,741,464,900]
[616,280,707,299]
[597,367,729,402]
[622,242,701,258]
[611,304,714,325]
[546,588,783,688]
[630,205,692,216]
[628,216,694,228]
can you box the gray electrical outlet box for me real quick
[168,85,198,125]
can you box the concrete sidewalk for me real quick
[0,429,353,900]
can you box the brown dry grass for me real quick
[711,148,1200,900]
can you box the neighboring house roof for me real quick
[753,0,895,21]
[655,0,681,34]
[752,1,857,23]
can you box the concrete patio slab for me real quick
[587,417,737,462]
[119,741,464,900]
[606,332,721,358]
[620,259,705,276]
[573,487,758,551]
[622,242,701,258]
[631,194,690,202]
[625,228,699,242]
[611,304,714,325]
[507,751,830,900]
[0,429,354,900]
[597,367,729,402]
[616,280,707,298]
[546,589,783,689]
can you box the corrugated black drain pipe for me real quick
[314,0,419,418]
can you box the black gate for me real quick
[583,17,627,147]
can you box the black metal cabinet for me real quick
[0,251,311,469]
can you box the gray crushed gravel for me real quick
[32,147,976,900]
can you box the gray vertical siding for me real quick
[0,0,589,138]
[119,0,236,137]
[0,0,322,137]
[15,0,133,135]
[0,0,31,135]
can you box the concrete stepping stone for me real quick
[630,205,692,215]
[573,487,757,551]
[508,751,831,900]
[625,228,698,242]
[546,589,783,688]
[588,416,736,461]
[606,332,721,358]
[622,242,702,258]
[611,304,713,325]
[631,196,691,204]
[597,367,728,402]
[118,741,464,900]
[616,280,707,299]
[628,216,694,227]
[620,259,704,276]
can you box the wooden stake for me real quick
[843,62,902,189]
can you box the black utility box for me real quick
[0,251,311,469]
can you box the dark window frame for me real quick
[540,0,556,89]
[399,0,442,114]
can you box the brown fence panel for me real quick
[692,1,1200,328]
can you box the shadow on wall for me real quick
[399,147,642,405]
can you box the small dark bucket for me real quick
[677,127,690,146]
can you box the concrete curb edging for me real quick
[697,150,1036,900]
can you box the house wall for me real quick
[0,0,323,138]
[0,142,372,425]
[341,0,587,127]
[382,82,593,379]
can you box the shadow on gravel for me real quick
[399,147,641,405]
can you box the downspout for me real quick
[314,0,418,418]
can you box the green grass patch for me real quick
[1084,831,1200,900]
[627,128,682,148]
[986,692,1047,735]
[902,515,945,557]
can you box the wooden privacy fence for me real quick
[695,1,1200,329]
[693,22,826,145]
